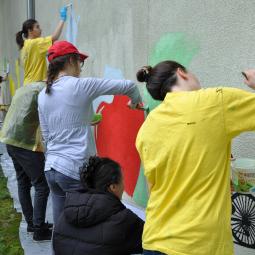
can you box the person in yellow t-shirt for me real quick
[135,61,255,255]
[16,6,67,85]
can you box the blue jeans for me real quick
[7,145,50,227]
[45,169,83,224]
[143,251,166,255]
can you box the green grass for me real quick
[0,167,23,255]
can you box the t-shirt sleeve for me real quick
[78,77,142,105]
[136,130,155,185]
[222,87,255,138]
[37,36,52,54]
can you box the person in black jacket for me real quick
[53,156,144,255]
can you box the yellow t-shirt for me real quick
[136,87,255,255]
[21,36,52,85]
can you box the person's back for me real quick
[21,36,52,84]
[53,156,144,255]
[54,190,143,255]
[0,82,53,241]
[135,61,255,255]
[38,76,98,169]
[16,8,67,85]
[0,82,45,151]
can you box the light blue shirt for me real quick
[38,76,142,180]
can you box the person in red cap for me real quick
[38,40,143,225]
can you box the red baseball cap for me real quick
[47,41,88,62]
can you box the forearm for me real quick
[51,20,65,42]
[125,84,143,105]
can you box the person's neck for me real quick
[27,35,38,39]
[56,71,69,80]
[171,84,192,92]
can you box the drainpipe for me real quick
[27,0,35,19]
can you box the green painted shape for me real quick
[143,32,200,111]
[132,166,148,208]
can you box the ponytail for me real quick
[16,31,24,50]
[46,62,58,94]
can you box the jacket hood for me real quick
[64,189,125,227]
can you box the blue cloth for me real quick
[38,76,142,180]
[60,7,67,21]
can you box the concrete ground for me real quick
[0,143,254,255]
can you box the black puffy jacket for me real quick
[53,189,144,255]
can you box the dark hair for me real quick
[16,19,38,50]
[0,76,3,83]
[46,53,80,94]
[80,156,122,192]
[136,60,187,100]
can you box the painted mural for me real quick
[94,33,200,207]
[93,66,145,201]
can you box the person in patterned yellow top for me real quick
[135,61,255,255]
[16,6,67,85]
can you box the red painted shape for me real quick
[95,95,145,196]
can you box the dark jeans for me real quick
[143,251,166,255]
[7,144,50,227]
[45,169,83,224]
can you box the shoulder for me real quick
[72,77,98,90]
[38,87,47,101]
[112,207,144,224]
[202,86,245,95]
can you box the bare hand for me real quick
[242,69,255,90]
[127,100,147,110]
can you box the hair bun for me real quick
[136,66,152,83]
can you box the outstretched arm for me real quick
[51,7,68,42]
[222,71,255,138]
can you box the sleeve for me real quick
[38,105,49,149]
[136,127,155,185]
[37,36,52,54]
[79,78,142,105]
[124,210,144,254]
[222,87,255,138]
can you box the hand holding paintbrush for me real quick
[242,70,255,90]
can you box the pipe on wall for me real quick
[27,0,35,19]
